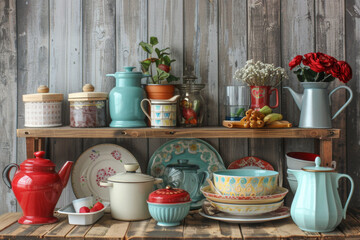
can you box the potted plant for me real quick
[233,60,288,110]
[284,52,353,128]
[139,36,179,99]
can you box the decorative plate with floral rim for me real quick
[72,144,140,202]
[147,138,226,189]
[228,156,274,170]
[199,206,290,223]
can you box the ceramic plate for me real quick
[209,200,284,216]
[72,144,140,202]
[199,206,290,223]
[148,138,226,208]
[201,185,288,204]
[228,156,274,170]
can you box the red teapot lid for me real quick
[21,151,56,171]
[148,186,191,204]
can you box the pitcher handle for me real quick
[336,173,354,219]
[269,88,279,109]
[329,86,353,120]
[140,99,152,121]
[2,163,19,189]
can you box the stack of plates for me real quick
[201,185,288,216]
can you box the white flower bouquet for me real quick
[234,60,288,87]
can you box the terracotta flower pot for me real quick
[145,85,175,100]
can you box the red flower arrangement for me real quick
[289,52,352,83]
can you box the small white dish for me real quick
[58,202,109,225]
[72,196,94,213]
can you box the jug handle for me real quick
[2,163,19,189]
[195,171,210,197]
[269,88,279,109]
[140,99,152,121]
[329,86,353,120]
[336,173,354,219]
[106,74,116,78]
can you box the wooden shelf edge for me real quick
[16,127,340,139]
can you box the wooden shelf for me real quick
[17,126,340,139]
[0,210,359,239]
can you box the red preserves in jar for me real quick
[68,84,108,128]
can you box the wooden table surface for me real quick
[1,208,360,240]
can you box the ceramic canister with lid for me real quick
[68,84,108,128]
[99,164,163,221]
[23,85,63,127]
[147,186,191,226]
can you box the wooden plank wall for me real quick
[0,0,359,214]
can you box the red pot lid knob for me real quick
[21,151,56,170]
[148,186,191,204]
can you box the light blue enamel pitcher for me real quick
[288,157,354,232]
[107,67,150,128]
[284,82,353,128]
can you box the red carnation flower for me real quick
[337,61,352,83]
[289,55,303,70]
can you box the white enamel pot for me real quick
[100,163,163,221]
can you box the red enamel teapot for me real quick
[2,151,73,224]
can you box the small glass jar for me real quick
[177,75,205,127]
[225,86,250,121]
[68,84,108,128]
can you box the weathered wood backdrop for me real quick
[0,0,359,214]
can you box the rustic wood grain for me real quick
[116,0,149,172]
[336,214,360,239]
[126,218,183,240]
[240,218,321,240]
[345,0,360,209]
[17,127,340,139]
[183,213,241,239]
[247,0,283,182]
[316,0,347,202]
[84,214,129,240]
[0,213,68,239]
[0,0,17,215]
[0,212,22,231]
[218,0,248,167]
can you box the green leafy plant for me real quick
[139,36,179,84]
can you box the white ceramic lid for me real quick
[107,164,155,183]
[302,157,335,172]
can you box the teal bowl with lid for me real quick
[147,186,191,227]
[213,169,279,197]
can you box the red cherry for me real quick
[79,206,90,213]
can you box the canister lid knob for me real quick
[82,84,95,92]
[37,85,49,93]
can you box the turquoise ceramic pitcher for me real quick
[107,67,149,128]
[288,157,354,232]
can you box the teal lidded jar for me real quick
[107,67,149,127]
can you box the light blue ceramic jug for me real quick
[288,157,354,232]
[107,67,149,128]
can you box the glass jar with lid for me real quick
[177,74,205,127]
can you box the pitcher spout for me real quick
[58,161,73,189]
[283,86,303,111]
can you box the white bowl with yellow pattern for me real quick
[209,200,283,216]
